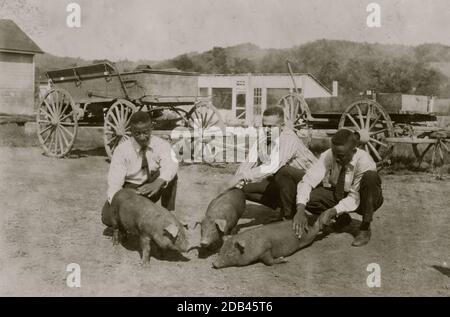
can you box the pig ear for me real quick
[215,219,227,233]
[164,223,179,239]
[234,240,246,254]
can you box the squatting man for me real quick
[293,129,384,246]
[102,111,179,224]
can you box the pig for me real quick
[200,188,246,250]
[212,218,321,269]
[107,188,191,265]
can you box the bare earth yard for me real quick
[0,125,449,296]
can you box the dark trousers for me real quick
[242,165,306,218]
[305,171,383,223]
[101,175,178,227]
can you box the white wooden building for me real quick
[198,73,335,125]
[0,19,43,115]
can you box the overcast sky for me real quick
[1,0,450,61]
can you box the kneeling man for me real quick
[102,111,178,226]
[293,129,383,246]
[227,106,317,219]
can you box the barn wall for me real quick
[0,52,35,115]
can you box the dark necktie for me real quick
[140,146,152,181]
[335,164,347,201]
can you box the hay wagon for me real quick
[36,62,224,158]
[277,62,450,172]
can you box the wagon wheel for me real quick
[104,99,137,158]
[277,93,312,134]
[186,100,226,163]
[36,88,78,158]
[338,99,394,163]
[412,132,449,171]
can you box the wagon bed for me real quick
[37,62,225,158]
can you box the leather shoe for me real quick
[352,229,371,247]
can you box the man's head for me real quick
[331,129,360,165]
[130,111,153,148]
[262,106,285,128]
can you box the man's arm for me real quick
[158,138,179,184]
[244,131,301,183]
[107,147,127,203]
[296,150,330,205]
[334,154,376,214]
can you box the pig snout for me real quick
[212,256,224,269]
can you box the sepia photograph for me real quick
[0,0,449,299]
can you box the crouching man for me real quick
[293,129,383,246]
[226,106,317,219]
[102,111,178,226]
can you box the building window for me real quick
[254,88,262,105]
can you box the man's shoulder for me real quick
[355,148,376,168]
[112,138,133,155]
[150,135,170,147]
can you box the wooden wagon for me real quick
[36,62,224,158]
[277,62,450,172]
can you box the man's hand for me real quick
[218,175,245,195]
[318,208,337,230]
[293,204,309,239]
[136,178,166,198]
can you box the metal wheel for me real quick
[104,99,136,158]
[338,99,394,163]
[36,88,78,158]
[186,100,226,162]
[277,93,311,134]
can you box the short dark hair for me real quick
[263,106,285,119]
[331,129,359,147]
[130,111,152,126]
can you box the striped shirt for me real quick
[235,128,317,183]
[296,148,377,214]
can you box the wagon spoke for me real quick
[365,105,372,128]
[60,121,76,126]
[42,127,54,145]
[356,105,365,128]
[59,124,75,139]
[57,126,69,149]
[39,124,53,136]
[369,137,388,148]
[105,120,118,132]
[59,112,75,123]
[367,142,382,161]
[441,140,449,153]
[44,101,57,120]
[346,114,360,129]
[369,112,382,130]
[370,128,389,136]
[109,110,121,128]
[107,135,118,145]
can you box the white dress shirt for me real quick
[235,128,317,183]
[107,136,178,203]
[296,148,376,214]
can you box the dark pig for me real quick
[212,219,321,269]
[108,188,191,264]
[200,188,246,249]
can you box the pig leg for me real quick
[260,251,288,266]
[140,235,152,265]
[112,229,120,246]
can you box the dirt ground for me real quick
[0,125,449,296]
